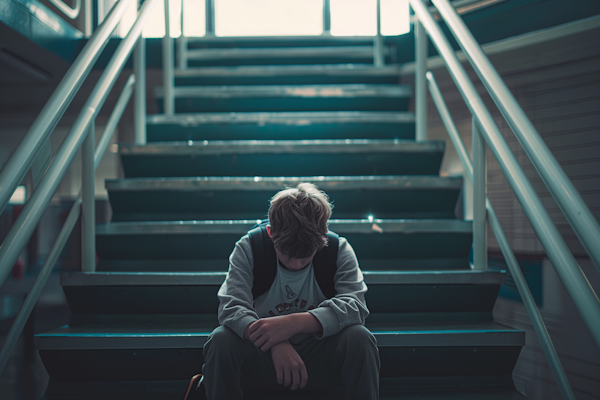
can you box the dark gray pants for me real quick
[202,324,380,400]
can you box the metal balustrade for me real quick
[427,71,575,400]
[0,0,160,375]
[48,0,81,19]
[0,0,133,217]
[0,2,598,398]
[410,0,600,398]
[432,0,600,273]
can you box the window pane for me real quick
[142,0,182,38]
[330,0,376,36]
[381,0,410,36]
[9,186,26,205]
[215,0,323,37]
[183,0,206,37]
[117,0,136,37]
[98,0,136,37]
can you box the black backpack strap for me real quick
[249,221,277,299]
[313,231,339,299]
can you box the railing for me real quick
[0,0,163,375]
[410,0,600,398]
[48,0,81,19]
[175,0,387,73]
[433,0,600,273]
[427,71,575,400]
[45,0,94,37]
[2,0,597,395]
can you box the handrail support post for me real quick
[415,16,428,141]
[374,0,384,67]
[205,0,214,37]
[323,0,331,35]
[84,0,93,36]
[82,122,96,272]
[134,35,147,144]
[177,0,187,69]
[472,116,487,270]
[163,0,175,115]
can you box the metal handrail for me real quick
[408,0,600,353]
[0,0,133,217]
[432,0,600,273]
[48,0,81,19]
[0,0,159,284]
[0,2,160,375]
[427,71,576,400]
[0,75,136,375]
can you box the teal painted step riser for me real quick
[62,284,498,315]
[157,97,410,113]
[107,188,460,222]
[185,58,388,67]
[175,75,400,86]
[187,39,374,48]
[42,378,527,400]
[146,122,415,142]
[120,153,443,178]
[66,311,493,326]
[96,257,470,272]
[96,231,472,261]
[39,346,520,383]
[110,210,456,222]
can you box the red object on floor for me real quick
[12,257,25,279]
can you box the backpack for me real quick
[248,220,339,299]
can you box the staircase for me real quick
[35,38,527,399]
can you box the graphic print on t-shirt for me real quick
[253,257,327,319]
[285,284,296,299]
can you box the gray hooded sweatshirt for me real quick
[217,234,369,342]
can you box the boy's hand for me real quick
[270,341,308,391]
[248,315,299,351]
[243,320,257,342]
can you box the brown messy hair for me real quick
[268,183,333,258]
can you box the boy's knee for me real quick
[204,326,242,355]
[337,325,380,375]
[337,325,378,358]
[340,324,376,345]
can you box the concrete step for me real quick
[185,46,387,61]
[95,219,472,271]
[37,322,521,350]
[182,36,390,66]
[58,270,502,316]
[174,64,401,85]
[146,111,415,141]
[185,35,376,47]
[105,175,462,221]
[41,377,528,399]
[119,139,445,178]
[36,319,523,383]
[183,46,389,67]
[155,84,410,112]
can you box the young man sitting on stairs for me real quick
[202,182,380,399]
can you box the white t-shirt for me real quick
[253,257,327,319]
[218,234,369,340]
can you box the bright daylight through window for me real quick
[99,0,409,38]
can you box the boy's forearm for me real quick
[244,312,323,343]
[289,312,323,335]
